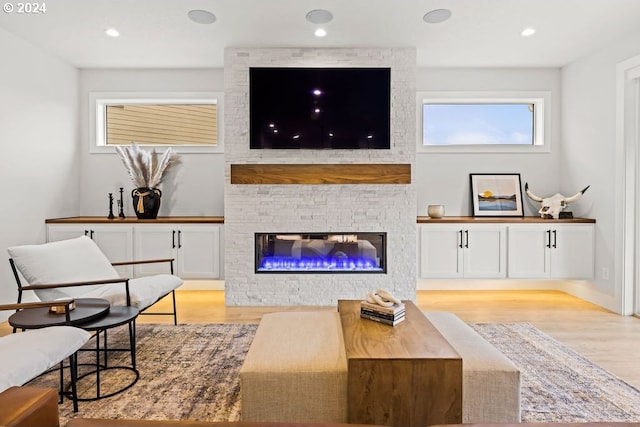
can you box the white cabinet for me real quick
[46,219,223,280]
[133,224,222,279]
[507,224,594,279]
[419,224,506,279]
[418,219,595,282]
[47,224,134,277]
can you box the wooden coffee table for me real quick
[338,299,462,427]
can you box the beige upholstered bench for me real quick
[424,311,521,423]
[239,311,348,423]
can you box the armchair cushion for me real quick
[8,236,119,301]
[81,274,183,309]
[0,326,91,392]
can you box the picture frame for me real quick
[470,173,524,217]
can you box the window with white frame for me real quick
[417,91,550,153]
[90,92,223,154]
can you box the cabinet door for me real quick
[551,224,594,279]
[463,225,507,278]
[90,226,134,264]
[47,224,89,242]
[91,225,134,277]
[176,225,221,279]
[507,225,550,278]
[419,225,463,278]
[47,224,133,277]
[133,225,175,277]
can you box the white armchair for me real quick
[0,300,90,412]
[8,235,183,324]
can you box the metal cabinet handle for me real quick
[464,230,469,248]
[459,230,463,248]
[178,230,182,249]
[546,230,551,248]
[172,230,176,249]
[552,230,557,248]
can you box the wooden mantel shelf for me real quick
[417,216,595,224]
[230,163,411,184]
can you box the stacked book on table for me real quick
[360,300,406,326]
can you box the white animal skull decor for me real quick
[524,183,590,219]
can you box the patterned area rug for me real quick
[28,322,640,424]
[29,323,257,425]
[471,323,640,422]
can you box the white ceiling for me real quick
[1,0,640,69]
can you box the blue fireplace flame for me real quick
[258,256,382,272]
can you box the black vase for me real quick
[132,187,162,219]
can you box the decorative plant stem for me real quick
[115,143,181,188]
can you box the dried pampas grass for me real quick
[115,143,181,188]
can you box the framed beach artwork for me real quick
[470,173,524,217]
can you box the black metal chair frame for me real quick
[9,257,179,325]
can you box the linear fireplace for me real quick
[255,232,386,273]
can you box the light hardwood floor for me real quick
[3,290,640,388]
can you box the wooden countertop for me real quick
[417,216,596,224]
[46,216,224,224]
[45,216,594,225]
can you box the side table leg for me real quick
[69,353,79,412]
[95,329,101,399]
[128,319,137,369]
[58,361,64,404]
[104,328,109,367]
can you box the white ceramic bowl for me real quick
[428,204,445,218]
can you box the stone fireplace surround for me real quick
[224,47,417,305]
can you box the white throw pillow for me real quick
[8,236,120,301]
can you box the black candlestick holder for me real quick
[118,187,126,218]
[108,193,115,219]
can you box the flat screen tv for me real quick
[249,67,391,149]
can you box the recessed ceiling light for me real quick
[188,9,216,25]
[306,9,333,24]
[314,28,327,37]
[104,28,120,37]
[521,27,536,37]
[423,9,452,24]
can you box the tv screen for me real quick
[249,67,391,149]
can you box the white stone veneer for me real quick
[224,47,416,305]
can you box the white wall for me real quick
[78,67,561,220]
[78,69,225,217]
[416,67,568,217]
[0,28,79,314]
[561,29,640,313]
